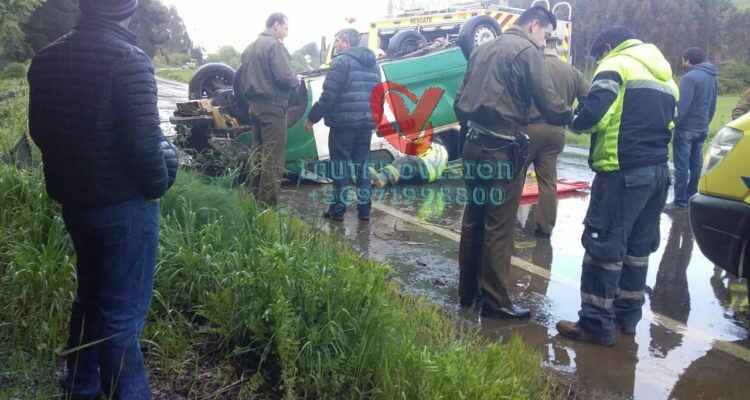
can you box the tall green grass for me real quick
[0,79,29,153]
[1,81,550,398]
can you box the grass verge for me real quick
[1,78,551,398]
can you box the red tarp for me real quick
[521,179,590,198]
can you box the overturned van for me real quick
[170,37,470,180]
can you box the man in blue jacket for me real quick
[28,0,177,398]
[666,47,718,211]
[305,29,380,221]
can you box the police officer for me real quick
[236,12,300,207]
[556,27,678,345]
[454,5,572,319]
[524,34,590,238]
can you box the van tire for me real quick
[457,16,502,60]
[188,63,236,100]
[386,31,428,57]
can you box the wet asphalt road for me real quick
[156,76,185,138]
[158,78,749,400]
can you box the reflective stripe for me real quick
[582,292,614,309]
[584,253,623,271]
[628,79,678,98]
[618,290,645,300]
[591,79,620,95]
[385,164,400,181]
[623,254,649,267]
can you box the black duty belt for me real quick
[467,120,517,141]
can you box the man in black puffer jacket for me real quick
[305,29,380,220]
[27,1,177,398]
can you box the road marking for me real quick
[372,202,750,363]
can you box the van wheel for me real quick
[188,63,235,100]
[457,16,502,60]
[386,31,428,57]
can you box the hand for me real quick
[304,120,315,132]
[566,112,576,128]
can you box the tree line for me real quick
[1,0,200,66]
[3,0,749,88]
[1,0,322,73]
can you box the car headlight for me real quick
[702,127,743,176]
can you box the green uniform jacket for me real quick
[453,27,571,132]
[528,53,590,124]
[237,29,299,107]
[571,39,679,172]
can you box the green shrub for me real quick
[0,63,27,80]
[158,69,195,83]
[153,52,192,68]
[718,76,746,95]
[721,62,750,85]
[169,53,192,66]
[152,53,169,67]
[206,46,241,69]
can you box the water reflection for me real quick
[649,213,692,323]
[516,205,553,265]
[710,268,749,320]
[647,213,693,357]
[514,204,554,294]
[569,337,639,399]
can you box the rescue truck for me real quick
[321,0,573,65]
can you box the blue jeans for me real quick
[577,164,669,340]
[61,197,159,399]
[327,126,373,215]
[672,130,707,207]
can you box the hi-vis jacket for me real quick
[383,139,449,184]
[571,39,679,172]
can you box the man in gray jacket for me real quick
[236,12,300,206]
[524,35,590,238]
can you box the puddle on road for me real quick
[156,77,189,138]
[279,156,749,400]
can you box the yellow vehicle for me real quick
[689,113,750,282]
[321,0,572,66]
[187,58,198,69]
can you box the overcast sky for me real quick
[160,0,401,53]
